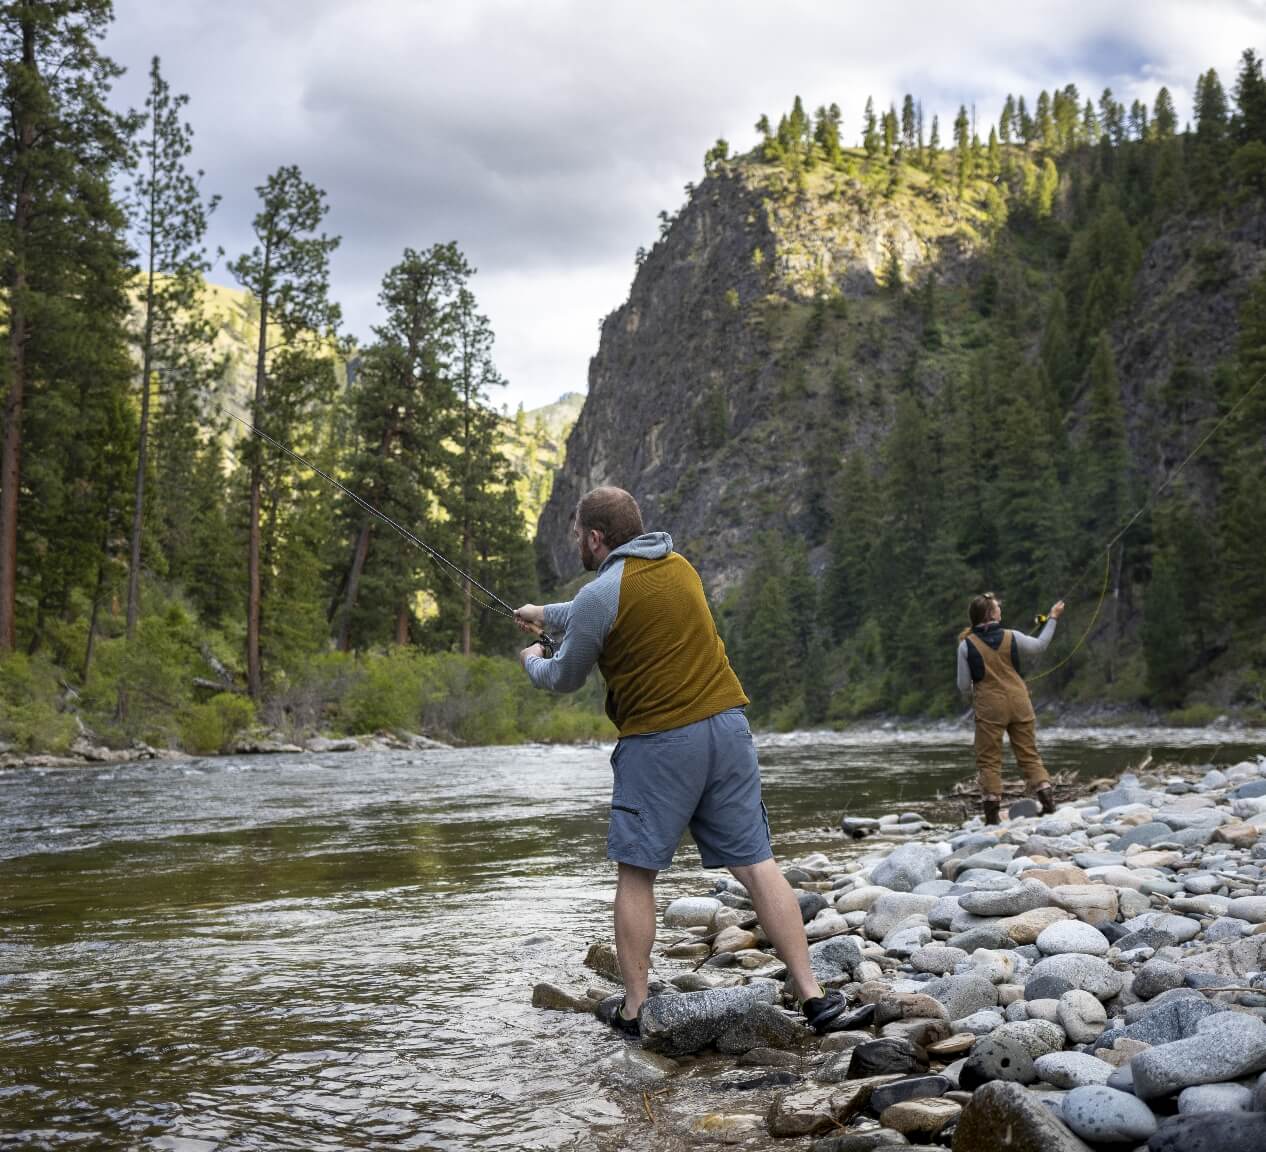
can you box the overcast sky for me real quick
[104,0,1265,412]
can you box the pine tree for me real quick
[0,0,137,653]
[1153,87,1177,138]
[1192,69,1230,207]
[1036,90,1055,150]
[882,104,898,156]
[228,166,341,698]
[999,95,1015,145]
[1233,48,1266,143]
[823,452,876,642]
[334,244,467,652]
[901,94,916,150]
[954,104,971,197]
[927,115,941,180]
[124,57,221,646]
[862,97,879,158]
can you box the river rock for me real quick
[993,1019,1065,1058]
[956,947,1021,984]
[955,1080,1093,1152]
[1177,1082,1253,1112]
[870,844,940,892]
[1131,1012,1266,1099]
[920,974,998,1020]
[532,982,596,1013]
[663,896,721,929]
[959,1033,1037,1089]
[1203,916,1250,942]
[847,1037,929,1078]
[1027,953,1123,1001]
[1100,995,1225,1050]
[953,1009,1007,1035]
[766,1085,841,1137]
[1108,821,1175,850]
[811,1130,911,1152]
[880,1096,960,1137]
[949,925,1016,953]
[600,1045,680,1086]
[1061,1085,1158,1143]
[798,892,830,922]
[1148,1113,1266,1152]
[882,923,932,956]
[1050,884,1120,924]
[715,1001,807,1054]
[1001,906,1075,944]
[1033,1051,1114,1088]
[1058,989,1108,1044]
[864,892,939,940]
[691,1112,764,1141]
[1133,959,1185,1000]
[1023,865,1089,887]
[808,935,863,983]
[958,879,1051,917]
[1120,912,1203,943]
[911,945,967,975]
[869,1073,951,1113]
[1036,920,1111,956]
[835,885,889,913]
[1225,895,1266,923]
[713,926,759,955]
[640,984,776,1055]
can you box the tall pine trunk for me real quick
[247,249,271,700]
[0,17,36,652]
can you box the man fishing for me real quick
[957,591,1064,825]
[515,486,849,1037]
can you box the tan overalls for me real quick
[966,631,1050,799]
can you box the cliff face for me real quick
[537,160,986,591]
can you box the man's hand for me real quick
[515,604,544,634]
[1050,600,1065,620]
[518,643,544,669]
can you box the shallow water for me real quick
[0,725,1258,1150]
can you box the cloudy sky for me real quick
[105,0,1264,412]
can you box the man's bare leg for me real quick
[614,862,657,1017]
[730,857,823,1003]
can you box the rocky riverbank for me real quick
[534,755,1266,1150]
[0,728,452,770]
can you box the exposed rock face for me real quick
[536,163,981,593]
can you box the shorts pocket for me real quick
[608,803,647,860]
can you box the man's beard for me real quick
[580,537,597,571]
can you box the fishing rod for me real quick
[1026,367,1266,684]
[223,406,557,656]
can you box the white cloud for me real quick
[106,0,1264,410]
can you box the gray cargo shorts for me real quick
[607,707,773,871]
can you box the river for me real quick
[0,725,1259,1150]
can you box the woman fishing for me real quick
[957,592,1064,825]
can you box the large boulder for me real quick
[640,984,777,1055]
[870,843,941,892]
[953,1079,1094,1151]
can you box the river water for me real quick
[0,725,1259,1150]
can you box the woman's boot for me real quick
[1037,786,1056,815]
[982,798,1001,825]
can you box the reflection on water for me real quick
[0,726,1256,1149]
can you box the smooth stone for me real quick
[958,879,1052,918]
[1008,798,1041,819]
[879,1096,960,1137]
[1001,906,1076,945]
[954,1080,1095,1152]
[1131,1012,1266,1099]
[663,896,721,928]
[864,893,939,941]
[871,844,941,893]
[819,1030,874,1054]
[880,1018,951,1049]
[1226,895,1266,924]
[532,982,597,1013]
[841,816,882,838]
[948,926,1015,953]
[1058,989,1108,1044]
[869,1074,951,1113]
[1027,953,1123,1001]
[912,879,957,897]
[1102,995,1225,1049]
[1133,959,1185,1000]
[951,1009,1007,1036]
[1025,974,1076,1001]
[992,1018,1065,1058]
[959,1033,1037,1089]
[883,923,933,956]
[874,993,949,1024]
[911,945,967,975]
[1034,1051,1114,1088]
[798,891,830,922]
[948,845,1019,876]
[1051,884,1120,924]
[1121,913,1202,943]
[1024,998,1061,1023]
[812,1129,911,1152]
[766,1085,846,1136]
[1204,917,1251,942]
[1061,1084,1158,1143]
[835,885,889,914]
[847,1037,929,1078]
[1036,921,1110,957]
[927,1032,976,1058]
[919,974,999,1020]
[1108,821,1175,850]
[1023,866,1089,887]
[1116,928,1179,952]
[956,947,1022,984]
[600,1045,680,1086]
[808,935,864,983]
[1177,1082,1253,1112]
[1147,1113,1266,1152]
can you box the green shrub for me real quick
[180,693,256,754]
[1164,702,1224,728]
[0,653,76,752]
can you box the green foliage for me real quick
[0,653,76,752]
[180,693,255,755]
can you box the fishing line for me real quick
[222,406,556,649]
[1027,368,1266,683]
